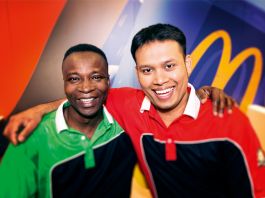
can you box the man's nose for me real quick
[153,70,169,85]
[78,78,95,93]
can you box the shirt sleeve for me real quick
[244,120,265,198]
[106,87,138,129]
[224,110,265,198]
[0,139,38,197]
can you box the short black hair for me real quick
[63,43,108,65]
[131,23,186,61]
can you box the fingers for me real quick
[17,120,38,142]
[3,117,20,145]
[212,89,227,117]
[3,128,18,145]
[225,95,238,114]
[3,107,43,145]
[3,116,36,145]
[217,90,225,117]
[226,95,233,114]
[197,86,225,116]
[196,86,210,104]
[211,88,238,117]
[198,86,238,117]
[210,87,219,116]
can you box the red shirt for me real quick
[106,85,265,198]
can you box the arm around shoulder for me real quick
[3,98,65,145]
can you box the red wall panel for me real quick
[0,0,66,118]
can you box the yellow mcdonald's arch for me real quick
[191,30,263,112]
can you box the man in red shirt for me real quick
[105,23,265,197]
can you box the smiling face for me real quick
[62,51,109,119]
[135,40,191,115]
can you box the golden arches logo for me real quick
[191,30,263,112]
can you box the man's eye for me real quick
[90,75,105,81]
[68,77,80,82]
[165,63,175,69]
[141,68,152,74]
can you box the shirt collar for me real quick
[55,100,113,133]
[139,83,200,119]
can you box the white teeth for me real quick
[155,87,174,95]
[80,98,94,102]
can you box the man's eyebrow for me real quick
[137,58,177,68]
[136,64,151,68]
[66,72,79,76]
[163,58,177,64]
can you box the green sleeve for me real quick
[0,140,38,197]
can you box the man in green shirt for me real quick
[0,44,136,197]
[1,44,236,197]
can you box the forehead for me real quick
[135,40,184,64]
[62,51,107,72]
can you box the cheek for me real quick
[171,70,187,83]
[138,74,152,88]
[97,83,109,95]
[64,84,75,97]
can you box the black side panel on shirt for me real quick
[51,133,136,198]
[142,135,252,198]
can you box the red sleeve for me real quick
[230,109,265,198]
[105,87,140,129]
[244,118,265,198]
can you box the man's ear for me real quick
[107,77,110,86]
[185,55,192,76]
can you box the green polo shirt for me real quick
[0,101,136,198]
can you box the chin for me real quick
[75,107,98,118]
[156,102,177,111]
[82,110,100,117]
